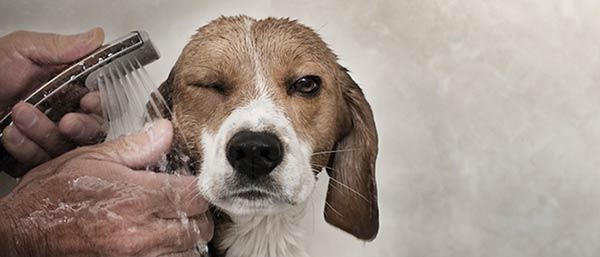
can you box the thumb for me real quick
[88,119,174,168]
[19,27,105,65]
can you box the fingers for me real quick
[1,125,50,165]
[81,167,209,218]
[70,162,209,220]
[87,119,173,168]
[103,213,211,257]
[80,91,102,115]
[15,27,105,65]
[128,215,212,257]
[59,112,104,144]
[11,102,73,156]
[59,91,104,144]
[151,213,213,255]
[3,97,103,167]
[167,213,213,247]
[62,167,213,255]
[151,174,209,219]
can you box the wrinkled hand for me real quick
[0,120,213,257]
[0,28,106,168]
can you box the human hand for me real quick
[0,28,106,170]
[0,119,213,257]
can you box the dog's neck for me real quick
[215,203,309,257]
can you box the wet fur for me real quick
[159,15,379,257]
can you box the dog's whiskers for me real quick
[325,179,344,195]
[324,201,344,218]
[315,22,328,33]
[312,163,334,170]
[328,176,370,203]
[311,148,363,156]
[179,176,205,204]
[183,177,201,202]
[310,166,370,203]
[190,190,203,202]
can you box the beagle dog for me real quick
[159,15,379,257]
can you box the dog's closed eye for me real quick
[160,16,379,256]
[191,81,227,94]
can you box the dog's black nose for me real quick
[227,131,283,179]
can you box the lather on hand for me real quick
[0,119,213,257]
[0,28,213,256]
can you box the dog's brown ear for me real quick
[147,70,174,120]
[158,70,174,109]
[152,69,198,174]
[324,69,379,241]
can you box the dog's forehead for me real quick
[181,16,335,65]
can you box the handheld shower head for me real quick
[0,30,160,177]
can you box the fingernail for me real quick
[3,126,25,146]
[12,103,38,129]
[77,29,94,44]
[77,28,98,45]
[69,119,86,139]
[82,93,101,112]
[87,94,101,108]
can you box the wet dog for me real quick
[160,15,379,257]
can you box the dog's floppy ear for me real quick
[158,70,174,109]
[324,68,379,241]
[147,69,175,120]
[151,69,199,174]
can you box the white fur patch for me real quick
[197,95,314,215]
[219,204,310,257]
[244,18,269,96]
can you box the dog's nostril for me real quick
[226,131,284,179]
[231,147,245,160]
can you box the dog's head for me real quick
[160,16,379,240]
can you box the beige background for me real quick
[2,0,600,256]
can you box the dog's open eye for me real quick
[290,75,321,96]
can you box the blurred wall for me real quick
[2,0,600,256]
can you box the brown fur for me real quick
[160,15,379,252]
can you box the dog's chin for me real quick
[213,193,294,216]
